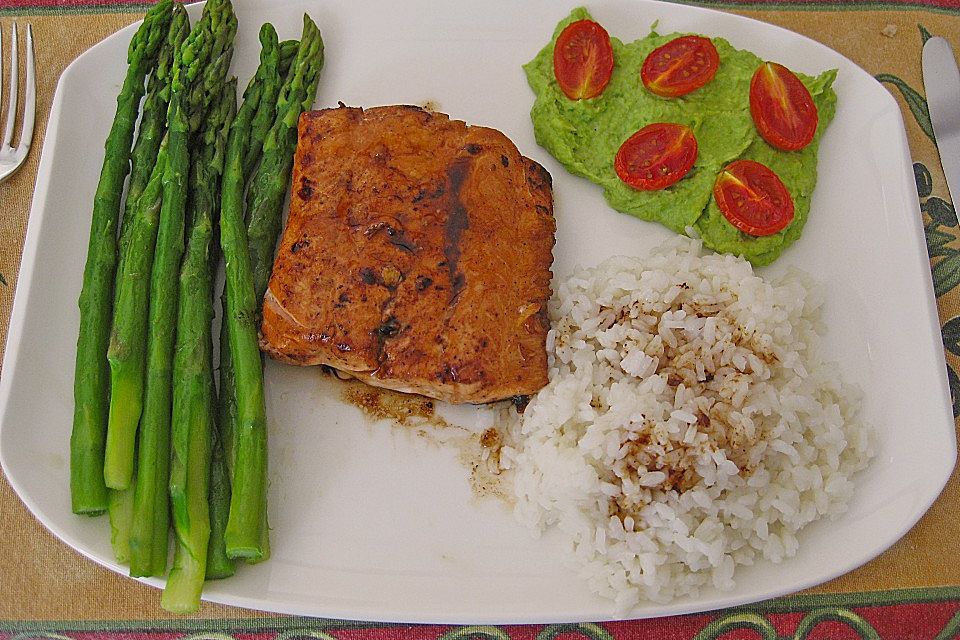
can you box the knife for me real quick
[923,36,960,211]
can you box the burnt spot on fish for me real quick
[451,274,465,302]
[299,178,316,201]
[500,154,510,167]
[525,160,552,191]
[334,293,351,309]
[412,182,446,204]
[364,221,416,252]
[415,275,433,291]
[359,267,377,285]
[397,104,429,115]
[376,317,401,340]
[444,157,472,304]
[385,225,417,252]
[291,239,309,254]
[437,364,460,383]
[465,143,482,155]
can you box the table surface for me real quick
[1,0,959,636]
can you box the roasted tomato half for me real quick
[749,62,818,151]
[615,122,698,191]
[641,35,720,98]
[713,159,795,236]
[553,20,615,100]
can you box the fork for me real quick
[0,23,34,185]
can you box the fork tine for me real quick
[2,23,18,149]
[16,25,35,157]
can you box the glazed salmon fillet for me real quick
[259,105,556,404]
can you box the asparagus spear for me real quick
[222,15,324,561]
[106,9,188,558]
[129,0,236,578]
[118,4,188,250]
[236,21,322,562]
[70,0,172,515]
[105,139,168,562]
[220,124,267,561]
[247,15,324,301]
[104,4,188,494]
[205,422,236,579]
[246,20,323,563]
[107,469,136,563]
[217,23,282,485]
[218,54,275,563]
[162,79,237,614]
[242,32,288,180]
[278,39,298,77]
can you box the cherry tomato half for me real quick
[713,160,795,236]
[749,62,818,151]
[641,36,720,98]
[615,123,698,191]
[553,20,615,100]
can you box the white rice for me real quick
[499,237,874,609]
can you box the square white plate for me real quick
[0,0,955,623]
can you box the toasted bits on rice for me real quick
[499,237,873,609]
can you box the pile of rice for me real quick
[498,237,873,608]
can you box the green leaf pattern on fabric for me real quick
[889,25,960,418]
[876,73,935,144]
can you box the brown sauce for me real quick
[342,379,439,427]
[331,371,510,502]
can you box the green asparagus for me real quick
[106,8,188,557]
[107,469,136,563]
[71,0,172,513]
[117,4,188,250]
[205,423,236,579]
[279,39,298,73]
[218,70,270,563]
[220,133,267,560]
[217,23,282,486]
[242,32,287,180]
[105,139,168,562]
[104,4,188,494]
[163,79,237,614]
[247,15,324,301]
[129,0,236,578]
[222,15,324,561]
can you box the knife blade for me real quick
[923,36,960,212]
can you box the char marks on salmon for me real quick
[260,105,556,404]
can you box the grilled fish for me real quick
[260,105,556,404]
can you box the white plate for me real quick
[0,0,955,624]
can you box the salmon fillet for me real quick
[260,105,556,404]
